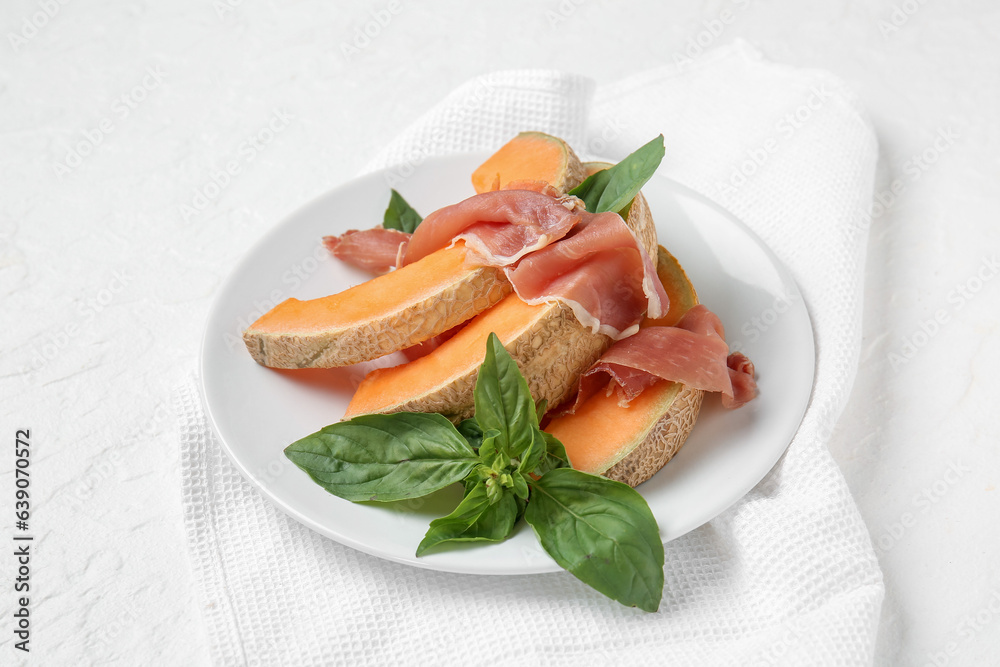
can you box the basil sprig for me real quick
[417,480,520,556]
[285,332,665,611]
[382,188,423,233]
[569,134,665,215]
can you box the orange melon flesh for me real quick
[472,132,583,195]
[250,243,472,334]
[345,295,545,417]
[547,380,682,473]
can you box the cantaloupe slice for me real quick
[344,295,609,421]
[472,132,586,195]
[544,246,705,487]
[546,379,704,486]
[244,243,511,369]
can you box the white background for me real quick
[1,1,998,665]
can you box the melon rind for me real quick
[602,386,704,487]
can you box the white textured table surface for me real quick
[2,1,997,665]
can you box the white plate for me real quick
[201,152,815,575]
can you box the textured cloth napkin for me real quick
[179,41,884,666]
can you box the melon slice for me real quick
[546,380,704,486]
[472,132,586,195]
[344,295,609,422]
[544,246,705,487]
[244,243,511,369]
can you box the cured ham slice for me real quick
[566,304,758,412]
[724,352,757,409]
[402,190,584,266]
[337,188,668,340]
[504,214,669,338]
[323,228,410,275]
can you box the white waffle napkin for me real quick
[179,41,884,666]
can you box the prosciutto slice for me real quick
[323,228,410,275]
[566,304,758,412]
[505,214,669,338]
[402,190,584,266]
[401,188,667,338]
[334,188,668,338]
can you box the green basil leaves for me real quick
[569,134,665,215]
[382,188,423,233]
[286,138,670,610]
[283,412,478,502]
[474,333,540,460]
[284,333,666,611]
[416,481,520,556]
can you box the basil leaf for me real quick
[525,468,664,612]
[457,418,483,450]
[595,134,664,214]
[477,428,502,466]
[569,135,665,214]
[536,431,569,476]
[519,429,569,476]
[464,465,490,494]
[473,333,538,459]
[416,481,519,556]
[284,412,478,502]
[511,470,529,500]
[568,166,613,213]
[517,428,549,476]
[382,189,422,233]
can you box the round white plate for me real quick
[201,152,815,575]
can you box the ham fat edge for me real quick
[322,228,410,275]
